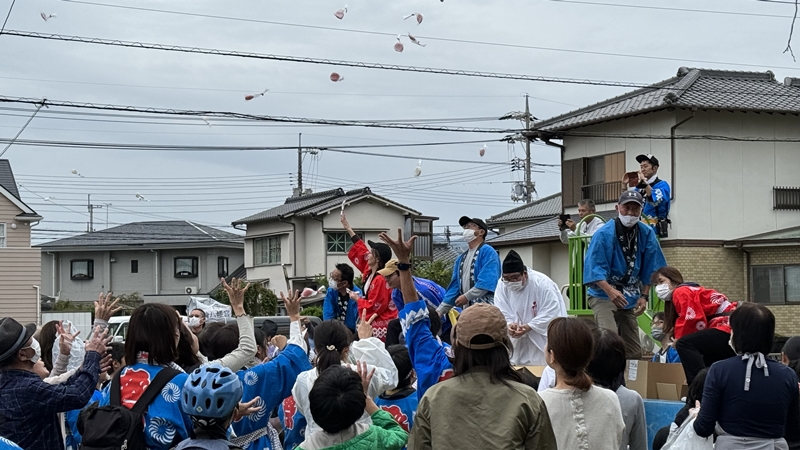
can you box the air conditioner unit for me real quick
[185,286,199,295]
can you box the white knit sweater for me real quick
[539,385,625,450]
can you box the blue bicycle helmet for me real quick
[181,363,243,419]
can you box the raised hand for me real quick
[280,290,302,321]
[378,228,416,262]
[94,292,122,322]
[221,277,250,316]
[55,321,81,356]
[99,352,113,375]
[84,326,111,355]
[270,334,288,351]
[233,397,262,422]
[356,360,376,395]
[357,309,378,340]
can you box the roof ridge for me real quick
[185,220,219,241]
[679,66,775,81]
[285,188,344,204]
[488,192,560,220]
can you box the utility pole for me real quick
[524,94,533,204]
[297,133,303,195]
[86,194,103,233]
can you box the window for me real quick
[563,152,626,207]
[413,220,433,260]
[131,260,138,274]
[774,187,800,210]
[70,259,94,280]
[752,265,800,304]
[218,256,229,277]
[586,156,605,185]
[254,236,281,265]
[326,232,361,253]
[174,257,199,278]
[0,223,5,248]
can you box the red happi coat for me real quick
[672,284,736,340]
[347,239,397,341]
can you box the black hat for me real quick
[0,318,36,364]
[367,240,393,266]
[260,319,278,338]
[636,154,660,167]
[618,190,644,206]
[503,250,526,274]
[458,216,489,234]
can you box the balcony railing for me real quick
[581,181,626,205]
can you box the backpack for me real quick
[78,367,181,450]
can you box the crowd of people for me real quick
[0,153,798,449]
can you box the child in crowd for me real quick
[375,345,417,434]
[300,364,408,450]
[650,312,680,363]
[175,363,244,450]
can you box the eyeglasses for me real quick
[502,273,525,282]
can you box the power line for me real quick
[0,95,519,133]
[0,30,657,88]
[541,130,800,142]
[542,0,792,19]
[0,0,15,35]
[54,0,800,72]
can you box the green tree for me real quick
[413,259,454,288]
[214,281,278,316]
[52,300,93,312]
[302,305,323,319]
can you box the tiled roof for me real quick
[487,193,562,225]
[536,67,800,132]
[728,225,800,244]
[0,160,21,200]
[233,187,421,225]
[488,211,616,245]
[36,220,243,248]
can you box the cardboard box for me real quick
[624,360,687,401]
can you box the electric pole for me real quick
[524,95,533,204]
[297,133,303,195]
[86,194,103,233]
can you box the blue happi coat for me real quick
[400,300,454,400]
[375,388,418,435]
[279,395,307,450]
[65,390,104,450]
[583,220,667,309]
[637,179,671,226]
[234,344,311,450]
[442,243,501,307]
[322,285,363,331]
[99,365,192,450]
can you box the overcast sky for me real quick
[1,0,798,242]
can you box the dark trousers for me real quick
[675,328,736,385]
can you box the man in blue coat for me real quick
[322,263,362,334]
[634,153,671,232]
[583,191,667,359]
[437,216,501,315]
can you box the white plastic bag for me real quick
[186,296,231,323]
[51,320,86,372]
[662,417,714,450]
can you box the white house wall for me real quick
[562,110,800,240]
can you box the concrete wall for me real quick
[660,245,746,301]
[562,110,800,240]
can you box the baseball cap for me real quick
[618,190,644,206]
[458,216,488,234]
[455,304,509,350]
[636,154,660,167]
[378,259,400,278]
[367,240,392,266]
[0,317,36,364]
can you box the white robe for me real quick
[494,267,568,366]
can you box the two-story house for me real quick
[232,187,436,294]
[524,66,800,334]
[0,160,42,324]
[37,221,244,310]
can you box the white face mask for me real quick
[503,280,525,292]
[618,213,640,228]
[329,278,341,290]
[655,283,673,300]
[188,317,201,328]
[462,229,478,243]
[23,338,41,364]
